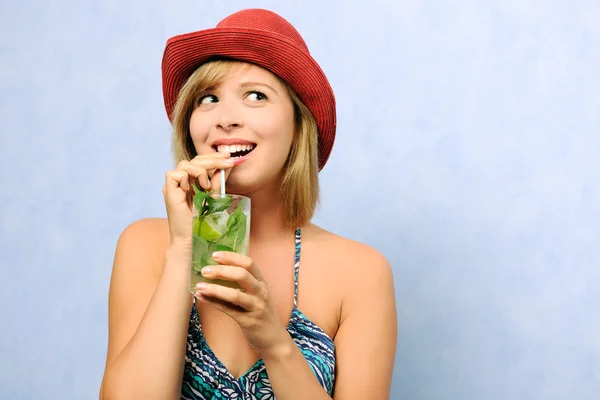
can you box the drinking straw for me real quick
[220,169,226,196]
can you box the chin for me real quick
[226,167,282,197]
[224,170,257,195]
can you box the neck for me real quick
[245,187,293,243]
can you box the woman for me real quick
[100,8,397,400]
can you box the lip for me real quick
[230,150,253,166]
[210,138,256,166]
[211,138,256,147]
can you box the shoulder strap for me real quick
[293,228,301,307]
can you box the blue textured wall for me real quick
[1,1,599,399]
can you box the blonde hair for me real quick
[171,59,320,228]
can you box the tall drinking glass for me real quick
[189,191,251,293]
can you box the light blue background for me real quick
[1,1,599,399]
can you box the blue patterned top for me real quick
[181,228,336,399]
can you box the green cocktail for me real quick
[189,186,250,293]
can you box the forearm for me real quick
[262,335,332,400]
[101,246,192,400]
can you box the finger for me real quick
[196,283,254,311]
[179,163,211,190]
[212,251,263,281]
[188,155,235,170]
[193,151,230,160]
[182,158,234,190]
[201,265,260,293]
[165,169,189,192]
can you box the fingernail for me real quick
[224,159,235,164]
[196,282,207,290]
[212,251,222,259]
[201,267,212,276]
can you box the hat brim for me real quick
[162,27,336,170]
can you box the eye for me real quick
[198,94,218,105]
[246,91,267,101]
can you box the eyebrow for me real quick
[239,81,278,93]
[202,81,279,94]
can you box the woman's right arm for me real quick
[99,153,234,400]
[99,218,192,400]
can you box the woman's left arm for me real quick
[329,251,398,399]
[196,249,397,399]
[261,250,398,400]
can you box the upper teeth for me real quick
[217,144,254,153]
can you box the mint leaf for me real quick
[213,234,234,250]
[213,244,234,252]
[192,233,210,273]
[192,233,209,252]
[192,217,202,236]
[206,195,232,214]
[232,213,247,252]
[192,260,203,273]
[198,252,217,270]
[193,188,209,215]
[192,181,201,193]
[226,202,243,229]
[222,203,247,252]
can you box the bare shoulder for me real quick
[109,217,171,305]
[305,224,392,282]
[117,217,170,246]
[302,223,394,322]
[114,217,170,273]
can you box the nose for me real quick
[215,101,244,132]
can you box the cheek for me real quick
[188,110,211,151]
[279,126,295,155]
[255,111,295,152]
[259,127,294,168]
[277,117,296,157]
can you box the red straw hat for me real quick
[161,8,337,170]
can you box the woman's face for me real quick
[189,63,295,196]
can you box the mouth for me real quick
[213,143,256,159]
